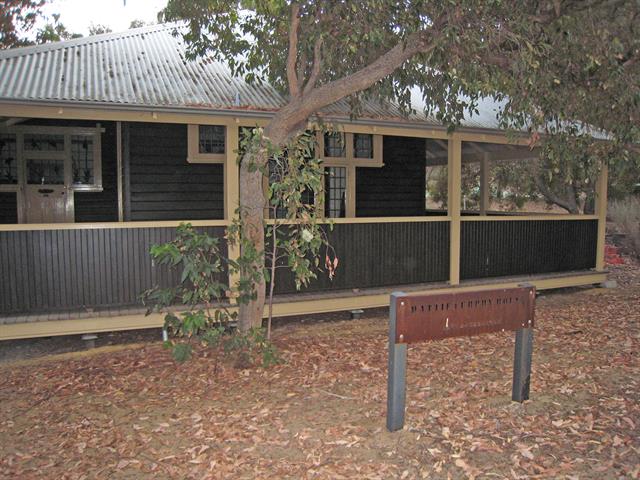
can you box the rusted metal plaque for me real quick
[394,287,535,344]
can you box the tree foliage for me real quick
[161,0,640,328]
[142,223,279,367]
[0,0,47,48]
[0,2,83,48]
[88,24,112,36]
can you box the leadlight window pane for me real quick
[27,158,65,185]
[354,133,373,158]
[24,133,64,151]
[71,135,95,185]
[199,125,226,154]
[324,132,345,158]
[325,166,346,218]
[0,134,17,184]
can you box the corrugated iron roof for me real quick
[0,23,504,130]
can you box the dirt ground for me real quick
[0,262,638,479]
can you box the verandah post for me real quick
[448,135,462,285]
[595,162,608,272]
[225,124,241,289]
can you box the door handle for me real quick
[38,189,54,194]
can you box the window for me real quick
[324,132,345,158]
[26,157,65,185]
[0,125,103,194]
[325,166,347,218]
[267,155,317,219]
[318,131,383,167]
[24,133,64,152]
[199,125,225,154]
[0,134,17,185]
[316,130,384,218]
[71,135,95,186]
[187,124,226,163]
[353,133,373,159]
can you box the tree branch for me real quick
[303,36,323,96]
[287,3,301,98]
[269,22,446,139]
[533,174,579,213]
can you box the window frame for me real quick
[0,125,103,193]
[187,124,227,163]
[317,131,383,168]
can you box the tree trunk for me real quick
[233,31,440,330]
[237,147,267,331]
[237,121,297,331]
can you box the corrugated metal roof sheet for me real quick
[0,23,504,130]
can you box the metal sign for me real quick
[395,287,535,343]
[387,286,536,432]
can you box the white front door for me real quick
[23,134,74,223]
[25,184,73,223]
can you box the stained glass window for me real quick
[24,134,64,152]
[0,134,17,184]
[26,158,65,185]
[71,136,94,185]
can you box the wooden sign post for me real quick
[387,286,535,432]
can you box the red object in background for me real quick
[605,244,625,265]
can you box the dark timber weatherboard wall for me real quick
[0,193,18,224]
[356,136,427,217]
[460,219,598,280]
[75,121,118,222]
[272,221,450,295]
[126,122,224,221]
[0,226,227,315]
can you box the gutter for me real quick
[0,97,528,139]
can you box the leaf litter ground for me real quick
[1,262,638,479]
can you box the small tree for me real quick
[230,127,336,339]
[142,223,278,367]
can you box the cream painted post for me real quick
[595,163,608,271]
[347,165,357,218]
[479,153,490,215]
[448,135,462,285]
[116,121,124,222]
[225,125,241,288]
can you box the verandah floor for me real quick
[0,262,637,479]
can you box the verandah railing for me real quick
[0,222,228,315]
[460,216,598,280]
[0,215,599,315]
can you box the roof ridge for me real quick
[0,22,183,60]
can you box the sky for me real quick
[40,0,169,36]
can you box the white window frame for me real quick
[187,124,226,163]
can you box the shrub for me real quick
[141,223,279,367]
[608,197,640,258]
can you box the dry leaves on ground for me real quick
[0,262,638,479]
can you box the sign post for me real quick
[386,286,535,432]
[387,292,408,432]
